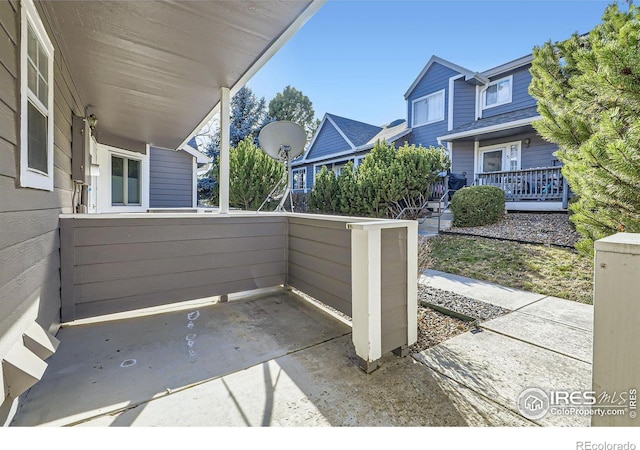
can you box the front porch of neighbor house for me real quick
[442,114,569,211]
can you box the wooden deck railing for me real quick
[476,167,564,201]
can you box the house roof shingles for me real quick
[327,113,383,147]
[443,106,540,137]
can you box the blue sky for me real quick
[247,0,615,127]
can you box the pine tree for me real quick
[207,86,267,156]
[529,4,640,254]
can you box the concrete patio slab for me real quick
[413,329,592,426]
[482,312,592,363]
[73,336,477,427]
[421,270,546,310]
[11,290,350,426]
[517,296,593,332]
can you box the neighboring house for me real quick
[88,137,210,213]
[291,113,411,192]
[405,55,567,210]
[0,0,322,425]
[149,139,210,209]
[301,54,567,210]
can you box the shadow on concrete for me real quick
[10,289,541,427]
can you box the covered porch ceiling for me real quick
[42,0,323,150]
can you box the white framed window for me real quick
[477,141,521,173]
[111,155,142,206]
[412,89,445,127]
[482,75,512,109]
[96,144,149,212]
[19,0,54,190]
[292,167,306,191]
[355,156,366,167]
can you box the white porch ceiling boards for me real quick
[43,1,320,150]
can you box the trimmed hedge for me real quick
[450,186,505,227]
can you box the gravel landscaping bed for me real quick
[410,285,511,353]
[418,285,511,322]
[446,212,580,247]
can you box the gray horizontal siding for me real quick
[1,0,84,389]
[380,227,408,354]
[60,216,288,321]
[287,216,352,317]
[407,62,459,148]
[482,67,536,118]
[451,141,474,186]
[149,146,194,208]
[479,131,559,170]
[305,121,351,160]
[453,78,476,128]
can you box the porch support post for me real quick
[592,233,640,426]
[219,86,230,214]
[350,226,382,373]
[562,175,569,209]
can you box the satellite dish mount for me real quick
[258,121,306,212]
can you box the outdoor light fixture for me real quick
[524,138,531,147]
[87,114,98,130]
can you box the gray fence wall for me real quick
[60,215,288,320]
[287,215,354,316]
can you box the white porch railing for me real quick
[476,167,564,201]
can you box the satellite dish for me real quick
[258,120,306,161]
[257,121,307,212]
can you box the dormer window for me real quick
[483,75,512,109]
[412,89,445,127]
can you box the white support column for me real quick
[219,87,230,214]
[348,219,417,373]
[350,226,382,371]
[592,233,640,426]
[406,221,418,346]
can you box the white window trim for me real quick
[19,0,55,191]
[292,167,307,192]
[312,155,361,186]
[476,141,521,174]
[481,75,513,110]
[411,89,445,128]
[96,143,149,212]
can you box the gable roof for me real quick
[481,54,534,78]
[405,55,481,99]
[357,119,410,151]
[295,115,410,166]
[326,113,383,147]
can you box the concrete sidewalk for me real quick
[417,270,594,426]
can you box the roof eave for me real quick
[438,116,541,142]
[177,0,326,150]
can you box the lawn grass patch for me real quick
[428,234,593,304]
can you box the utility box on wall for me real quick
[71,115,91,184]
[592,233,640,427]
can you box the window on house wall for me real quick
[292,168,306,190]
[20,0,54,190]
[483,76,512,109]
[355,156,366,167]
[478,142,521,173]
[111,155,141,205]
[412,90,444,127]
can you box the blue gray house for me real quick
[297,53,566,210]
[290,113,411,192]
[405,54,566,210]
